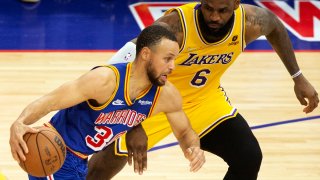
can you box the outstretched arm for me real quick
[10,67,116,163]
[166,109,205,172]
[244,4,319,113]
[156,82,205,172]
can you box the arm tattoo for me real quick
[246,8,275,36]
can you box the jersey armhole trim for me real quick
[240,5,246,51]
[176,8,187,53]
[87,65,120,111]
[147,86,162,117]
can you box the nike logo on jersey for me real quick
[112,99,125,106]
[180,53,234,66]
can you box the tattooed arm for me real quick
[244,4,319,113]
[244,4,298,74]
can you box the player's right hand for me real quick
[293,75,319,113]
[9,121,39,163]
[125,124,148,175]
[185,147,206,172]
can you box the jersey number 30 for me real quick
[86,126,113,151]
[190,69,211,87]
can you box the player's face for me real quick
[200,0,239,32]
[147,38,179,86]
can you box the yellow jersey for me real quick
[115,3,246,155]
[167,3,246,103]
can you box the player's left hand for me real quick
[184,147,205,172]
[126,124,148,175]
[9,121,39,163]
[293,75,319,113]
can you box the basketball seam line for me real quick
[40,131,63,172]
[36,132,47,176]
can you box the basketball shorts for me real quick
[28,149,88,180]
[115,87,238,156]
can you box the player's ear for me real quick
[140,47,151,61]
[234,0,240,10]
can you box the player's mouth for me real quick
[160,74,167,82]
[208,23,221,29]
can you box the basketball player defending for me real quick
[88,0,319,180]
[9,25,205,180]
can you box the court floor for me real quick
[0,52,319,179]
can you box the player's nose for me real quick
[168,60,175,71]
[209,11,221,22]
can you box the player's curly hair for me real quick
[136,25,177,55]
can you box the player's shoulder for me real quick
[90,65,117,79]
[85,66,118,90]
[155,9,180,26]
[242,3,260,11]
[160,81,180,97]
[157,81,183,111]
[242,3,273,17]
[162,2,197,20]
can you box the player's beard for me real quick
[146,60,165,86]
[198,10,235,38]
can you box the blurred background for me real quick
[0,0,319,179]
[0,0,319,51]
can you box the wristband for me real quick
[291,70,302,78]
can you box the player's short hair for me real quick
[136,25,177,55]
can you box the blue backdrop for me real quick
[0,0,319,50]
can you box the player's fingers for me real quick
[190,157,205,172]
[189,147,198,160]
[316,93,320,104]
[16,134,29,154]
[21,141,29,154]
[189,150,202,166]
[10,147,20,163]
[190,154,203,172]
[190,151,205,172]
[142,150,147,172]
[185,148,193,160]
[133,151,139,173]
[297,94,307,106]
[310,99,317,112]
[311,95,319,108]
[10,132,28,159]
[303,98,315,113]
[15,143,26,162]
[127,150,133,166]
[137,153,143,175]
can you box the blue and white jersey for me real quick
[47,63,161,155]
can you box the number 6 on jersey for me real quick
[190,69,211,87]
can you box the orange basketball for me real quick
[19,126,66,177]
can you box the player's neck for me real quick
[197,10,234,43]
[129,62,152,99]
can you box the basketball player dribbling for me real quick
[87,0,319,180]
[9,25,205,180]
